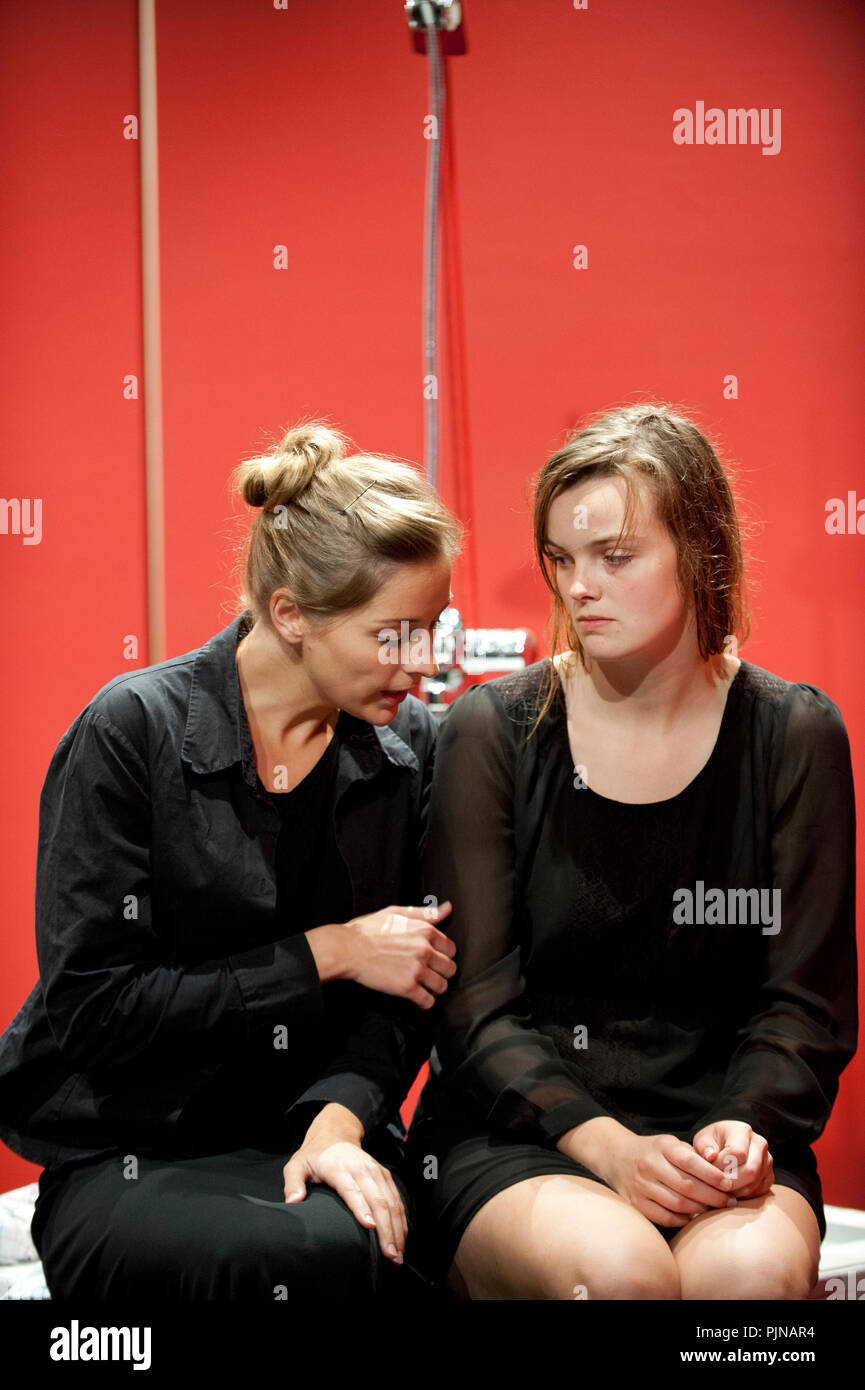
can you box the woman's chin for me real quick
[348,693,404,723]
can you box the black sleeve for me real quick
[694,684,858,1148]
[283,698,440,1137]
[36,707,325,1075]
[283,990,435,1138]
[422,684,612,1142]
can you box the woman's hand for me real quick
[691,1120,774,1200]
[312,901,457,1008]
[283,1103,407,1263]
[603,1131,743,1228]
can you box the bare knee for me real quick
[451,1175,683,1301]
[676,1191,821,1302]
[454,1233,681,1301]
[682,1252,815,1302]
[570,1245,681,1301]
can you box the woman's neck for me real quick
[235,620,339,749]
[554,647,741,736]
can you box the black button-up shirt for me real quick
[0,611,439,1168]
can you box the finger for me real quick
[329,1174,378,1234]
[717,1137,766,1188]
[666,1142,738,1192]
[416,965,451,997]
[695,1124,750,1166]
[636,1194,694,1228]
[713,1126,752,1164]
[397,903,453,931]
[724,1185,763,1202]
[353,1168,403,1260]
[283,1156,309,1203]
[392,902,449,918]
[376,1179,406,1259]
[648,1172,718,1216]
[407,985,437,1011]
[657,1161,733,1211]
[730,1173,775,1201]
[422,947,458,980]
[726,1144,773,1193]
[715,1144,751,1172]
[342,1158,399,1251]
[382,1171,408,1249]
[372,1168,407,1257]
[418,925,457,959]
[693,1126,723,1163]
[423,900,453,922]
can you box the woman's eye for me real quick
[605,554,632,567]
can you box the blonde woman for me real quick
[0,423,460,1300]
[408,405,856,1300]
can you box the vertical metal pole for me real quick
[423,19,444,491]
[138,0,166,663]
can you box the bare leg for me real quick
[669,1185,821,1300]
[446,1173,681,1301]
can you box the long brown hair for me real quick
[529,404,751,735]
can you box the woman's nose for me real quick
[413,630,441,679]
[405,648,440,680]
[569,569,598,599]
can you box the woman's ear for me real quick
[269,589,307,645]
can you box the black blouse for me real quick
[271,725,353,932]
[420,658,857,1153]
[0,613,438,1168]
[178,726,360,1153]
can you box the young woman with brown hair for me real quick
[408,404,857,1300]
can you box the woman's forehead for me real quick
[550,475,658,529]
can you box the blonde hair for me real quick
[232,420,463,628]
[529,403,752,734]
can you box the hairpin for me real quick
[340,483,376,514]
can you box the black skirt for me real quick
[404,1107,826,1284]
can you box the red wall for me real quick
[1,0,863,1210]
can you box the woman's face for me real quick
[285,557,453,724]
[545,474,692,667]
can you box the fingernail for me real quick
[726,1197,738,1208]
[720,1176,733,1189]
[388,1244,398,1257]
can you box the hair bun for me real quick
[237,422,348,510]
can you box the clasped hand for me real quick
[610,1120,774,1227]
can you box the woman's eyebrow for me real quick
[372,609,451,624]
[545,533,638,550]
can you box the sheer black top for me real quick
[419,658,857,1154]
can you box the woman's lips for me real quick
[577,617,612,626]
[379,689,409,703]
